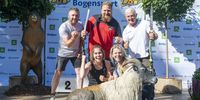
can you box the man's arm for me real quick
[63,31,79,47]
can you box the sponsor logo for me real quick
[8,73,19,76]
[198,42,200,47]
[47,33,57,36]
[73,0,118,8]
[172,43,182,46]
[49,48,55,53]
[49,24,55,30]
[7,49,17,52]
[9,26,20,28]
[8,57,19,59]
[160,58,172,61]
[0,41,8,44]
[184,43,195,46]
[186,19,192,24]
[121,0,140,6]
[47,56,56,59]
[183,28,193,30]
[171,75,183,77]
[188,59,194,61]
[11,40,17,45]
[174,57,180,63]
[186,50,192,55]
[171,35,181,38]
[0,33,7,36]
[174,26,179,32]
[0,72,8,75]
[182,36,193,39]
[0,56,6,59]
[10,34,21,37]
[0,25,7,28]
[50,0,70,4]
[62,17,67,22]
[46,72,55,75]
[48,41,59,44]
[196,59,200,61]
[196,51,200,54]
[0,47,5,53]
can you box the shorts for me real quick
[55,56,81,71]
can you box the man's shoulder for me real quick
[92,14,101,19]
[60,21,69,27]
[123,25,129,30]
[77,21,84,26]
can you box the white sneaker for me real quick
[50,94,55,100]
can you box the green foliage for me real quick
[0,0,8,7]
[0,0,55,25]
[193,68,200,80]
[142,0,195,23]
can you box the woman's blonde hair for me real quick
[109,44,127,63]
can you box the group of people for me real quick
[50,1,158,100]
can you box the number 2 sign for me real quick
[56,76,76,92]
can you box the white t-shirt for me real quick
[123,20,150,58]
[58,20,83,57]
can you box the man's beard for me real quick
[102,15,112,22]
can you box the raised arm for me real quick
[80,55,91,87]
[105,60,114,81]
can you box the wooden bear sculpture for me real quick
[20,12,44,84]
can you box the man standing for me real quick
[123,8,158,100]
[85,1,122,60]
[50,7,85,100]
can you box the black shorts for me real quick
[55,56,81,71]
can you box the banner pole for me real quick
[80,8,90,88]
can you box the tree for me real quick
[191,68,200,100]
[142,0,195,78]
[0,0,55,85]
[0,0,55,30]
[0,0,8,7]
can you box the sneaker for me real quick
[50,94,55,100]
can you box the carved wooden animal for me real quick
[20,12,44,84]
